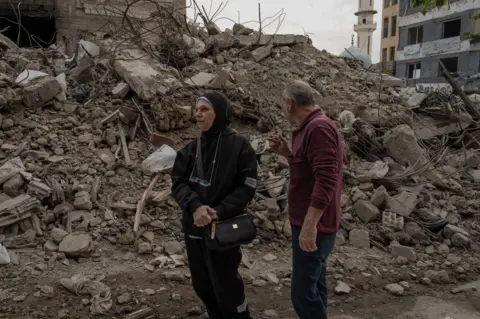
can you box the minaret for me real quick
[354,0,377,58]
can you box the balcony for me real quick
[354,22,377,32]
[355,7,378,15]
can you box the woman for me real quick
[171,91,258,319]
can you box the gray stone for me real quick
[73,191,92,210]
[390,244,416,262]
[23,77,63,107]
[349,228,370,249]
[117,292,131,305]
[371,185,388,208]
[264,309,278,317]
[164,240,183,255]
[263,253,277,262]
[354,200,380,223]
[163,271,184,281]
[58,234,93,257]
[443,224,469,239]
[385,283,404,296]
[334,281,351,295]
[137,242,152,254]
[3,174,25,197]
[406,93,427,108]
[111,82,130,98]
[51,228,69,244]
[424,269,450,284]
[265,273,279,284]
[252,45,273,62]
[451,233,470,247]
[386,191,417,217]
[184,72,217,87]
[44,239,59,253]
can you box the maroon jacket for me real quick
[287,109,343,234]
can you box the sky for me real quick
[186,0,383,63]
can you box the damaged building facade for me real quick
[0,0,185,54]
[396,0,480,86]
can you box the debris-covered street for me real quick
[1,1,480,318]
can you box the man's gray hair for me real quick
[283,80,315,107]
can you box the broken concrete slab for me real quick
[184,72,217,87]
[112,82,130,98]
[105,42,182,100]
[252,45,273,62]
[58,234,93,257]
[0,194,42,228]
[0,157,25,186]
[366,73,403,87]
[354,200,380,223]
[386,191,417,217]
[406,93,427,108]
[349,228,370,249]
[23,77,63,107]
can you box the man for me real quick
[269,80,343,319]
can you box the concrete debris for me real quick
[390,244,417,262]
[0,12,478,319]
[385,283,404,296]
[58,234,93,257]
[349,228,370,249]
[354,200,380,223]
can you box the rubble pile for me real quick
[0,8,479,317]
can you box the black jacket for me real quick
[171,128,258,236]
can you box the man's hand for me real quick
[299,224,318,252]
[193,206,213,227]
[268,135,291,158]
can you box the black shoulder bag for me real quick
[195,137,257,251]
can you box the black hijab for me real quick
[198,91,232,135]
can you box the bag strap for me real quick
[195,137,206,179]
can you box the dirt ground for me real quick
[2,240,480,319]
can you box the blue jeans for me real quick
[291,224,336,319]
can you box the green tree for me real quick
[411,0,448,14]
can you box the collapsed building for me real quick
[0,1,479,318]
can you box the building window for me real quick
[382,48,388,62]
[407,63,421,79]
[389,46,395,60]
[443,19,461,38]
[384,0,390,8]
[407,26,423,45]
[363,18,367,24]
[391,16,397,37]
[439,57,459,76]
[392,0,398,4]
[383,18,389,38]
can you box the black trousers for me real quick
[185,235,251,319]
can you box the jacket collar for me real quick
[294,108,323,132]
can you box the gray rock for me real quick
[44,239,59,253]
[58,234,93,257]
[117,292,131,305]
[163,271,184,281]
[3,174,25,196]
[164,240,183,255]
[386,191,417,217]
[51,228,69,244]
[112,82,130,98]
[137,242,152,254]
[349,228,370,249]
[263,253,277,262]
[444,224,469,239]
[371,185,388,208]
[354,200,380,223]
[252,45,273,62]
[73,191,92,210]
[264,309,278,317]
[390,244,416,262]
[334,281,351,295]
[451,232,470,247]
[385,283,404,296]
[424,269,450,284]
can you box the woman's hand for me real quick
[268,135,291,158]
[194,206,216,227]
